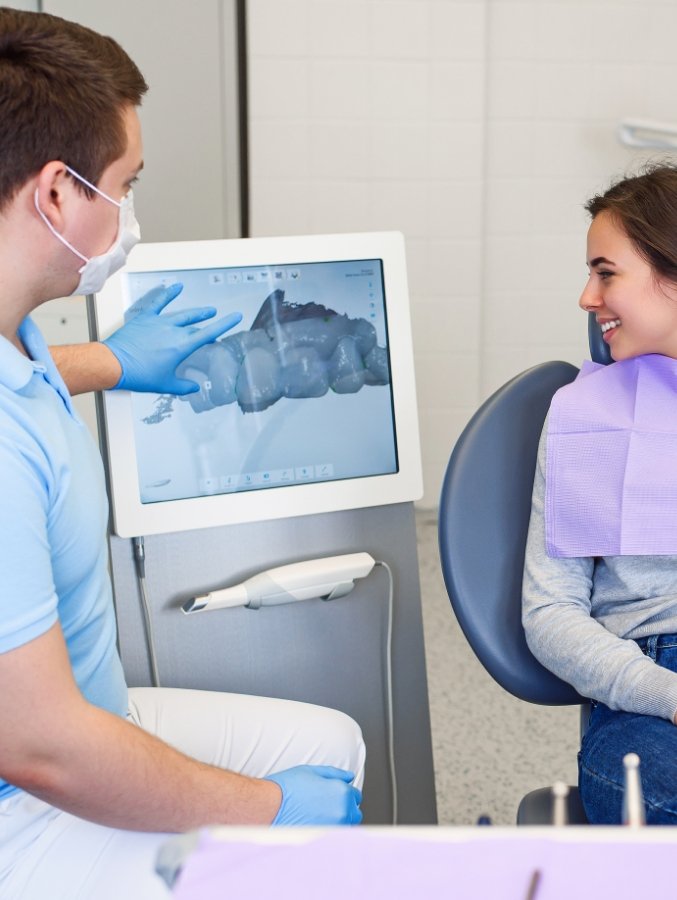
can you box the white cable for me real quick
[375,559,398,825]
[133,537,161,687]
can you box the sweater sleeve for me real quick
[522,421,677,722]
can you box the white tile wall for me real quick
[481,0,677,409]
[247,0,677,507]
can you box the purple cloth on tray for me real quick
[172,829,676,899]
[545,354,677,557]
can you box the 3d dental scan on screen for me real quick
[94,232,422,537]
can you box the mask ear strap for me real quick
[33,189,88,264]
[65,165,121,207]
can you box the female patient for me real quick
[523,163,677,824]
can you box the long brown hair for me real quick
[0,7,147,210]
[585,163,677,287]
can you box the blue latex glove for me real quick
[103,282,242,395]
[265,765,363,826]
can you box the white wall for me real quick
[247,0,677,507]
[42,0,243,241]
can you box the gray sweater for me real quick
[522,423,677,722]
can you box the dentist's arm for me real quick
[0,622,361,830]
[50,341,122,395]
[0,622,279,829]
[51,283,242,397]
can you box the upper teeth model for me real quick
[600,319,621,333]
[141,289,392,421]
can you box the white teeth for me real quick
[600,319,621,333]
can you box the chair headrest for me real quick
[588,311,613,365]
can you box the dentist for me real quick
[0,9,363,898]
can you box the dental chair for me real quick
[438,313,612,824]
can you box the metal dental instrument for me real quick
[551,781,569,827]
[622,752,646,827]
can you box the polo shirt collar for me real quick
[0,317,76,414]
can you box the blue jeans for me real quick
[578,633,677,824]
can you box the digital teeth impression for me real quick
[600,319,621,333]
[142,289,391,423]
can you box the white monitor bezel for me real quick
[93,231,422,538]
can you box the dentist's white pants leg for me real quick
[0,688,365,900]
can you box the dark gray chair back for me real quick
[438,360,585,705]
[438,315,610,822]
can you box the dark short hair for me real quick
[0,7,147,210]
[585,162,677,287]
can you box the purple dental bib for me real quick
[545,354,677,557]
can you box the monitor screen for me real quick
[94,232,422,537]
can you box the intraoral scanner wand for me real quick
[182,552,376,614]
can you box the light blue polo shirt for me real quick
[0,317,127,800]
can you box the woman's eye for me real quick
[598,270,614,280]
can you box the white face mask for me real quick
[34,165,140,296]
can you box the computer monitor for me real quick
[93,231,422,538]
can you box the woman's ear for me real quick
[34,161,72,231]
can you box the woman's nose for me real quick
[579,278,600,312]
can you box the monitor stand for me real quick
[107,501,437,825]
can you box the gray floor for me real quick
[415,510,580,826]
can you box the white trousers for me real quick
[0,687,366,900]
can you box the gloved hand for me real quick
[103,282,242,395]
[265,765,363,826]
